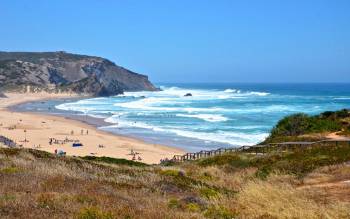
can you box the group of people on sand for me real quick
[129,149,142,161]
[70,129,89,135]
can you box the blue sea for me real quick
[54,83,350,151]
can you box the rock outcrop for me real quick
[0,51,157,96]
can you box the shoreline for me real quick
[0,92,184,164]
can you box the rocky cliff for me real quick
[0,51,157,96]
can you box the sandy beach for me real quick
[0,92,184,164]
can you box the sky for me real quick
[0,0,349,83]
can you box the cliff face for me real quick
[0,51,157,96]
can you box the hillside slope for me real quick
[1,141,350,218]
[0,51,157,96]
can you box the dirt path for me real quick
[299,180,350,189]
[326,132,350,140]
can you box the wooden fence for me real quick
[168,139,350,163]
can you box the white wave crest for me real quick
[249,92,270,96]
[224,89,241,93]
[101,119,268,146]
[176,113,228,122]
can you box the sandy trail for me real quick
[326,132,350,141]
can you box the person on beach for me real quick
[71,130,74,135]
[81,129,83,135]
[86,129,88,135]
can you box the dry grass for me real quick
[1,148,350,218]
[234,175,350,219]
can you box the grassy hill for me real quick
[1,141,350,218]
[263,109,350,143]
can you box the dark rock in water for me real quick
[140,96,146,98]
[0,51,157,96]
[0,92,6,98]
[184,93,192,97]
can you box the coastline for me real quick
[0,92,184,164]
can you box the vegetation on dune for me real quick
[264,109,350,143]
[197,142,350,178]
[1,141,350,218]
[81,156,148,167]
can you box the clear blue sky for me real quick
[1,0,349,83]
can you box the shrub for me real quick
[198,154,250,167]
[160,169,182,177]
[186,203,201,212]
[81,156,147,167]
[264,110,349,143]
[204,206,237,219]
[199,188,219,199]
[0,167,20,174]
[75,207,114,219]
[0,194,16,201]
[168,198,180,209]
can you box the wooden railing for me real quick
[167,139,350,163]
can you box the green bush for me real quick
[200,188,219,199]
[168,198,180,208]
[75,207,114,219]
[81,156,147,167]
[264,109,349,143]
[186,203,201,212]
[204,206,237,219]
[160,169,182,177]
[0,167,20,174]
[198,154,250,167]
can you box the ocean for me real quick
[18,83,350,152]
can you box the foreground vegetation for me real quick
[1,142,350,219]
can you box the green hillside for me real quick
[264,109,350,143]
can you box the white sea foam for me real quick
[122,86,269,101]
[248,91,270,96]
[176,113,228,122]
[224,89,237,93]
[103,117,165,132]
[334,97,350,100]
[102,118,269,146]
[114,97,229,113]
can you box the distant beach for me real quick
[0,93,184,164]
